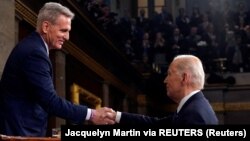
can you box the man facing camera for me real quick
[111,55,218,125]
[0,2,114,137]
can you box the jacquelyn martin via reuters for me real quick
[60,125,249,140]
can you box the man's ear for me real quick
[41,21,50,33]
[182,72,189,83]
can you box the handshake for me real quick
[89,107,118,125]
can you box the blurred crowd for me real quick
[81,0,250,74]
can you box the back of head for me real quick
[36,2,74,31]
[173,55,205,89]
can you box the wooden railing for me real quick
[0,134,60,141]
[70,83,102,108]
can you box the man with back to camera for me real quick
[0,2,114,137]
[110,55,218,125]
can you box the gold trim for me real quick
[211,103,224,112]
[213,102,250,112]
[225,102,250,111]
[70,83,101,108]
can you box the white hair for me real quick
[173,55,205,89]
[36,2,74,30]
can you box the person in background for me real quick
[110,54,218,125]
[0,2,114,137]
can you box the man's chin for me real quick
[54,45,63,49]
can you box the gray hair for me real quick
[36,2,74,30]
[173,55,205,89]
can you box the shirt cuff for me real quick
[115,111,122,123]
[86,108,92,120]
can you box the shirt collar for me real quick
[40,35,49,55]
[176,90,200,113]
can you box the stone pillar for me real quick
[102,82,110,107]
[53,50,66,127]
[0,0,15,78]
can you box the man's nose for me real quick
[163,77,167,83]
[64,33,69,40]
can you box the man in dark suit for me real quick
[110,55,218,125]
[0,2,114,137]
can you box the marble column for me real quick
[0,0,15,78]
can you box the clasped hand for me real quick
[90,107,117,125]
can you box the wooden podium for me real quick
[0,135,60,141]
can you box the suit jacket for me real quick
[0,32,88,136]
[119,91,218,125]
